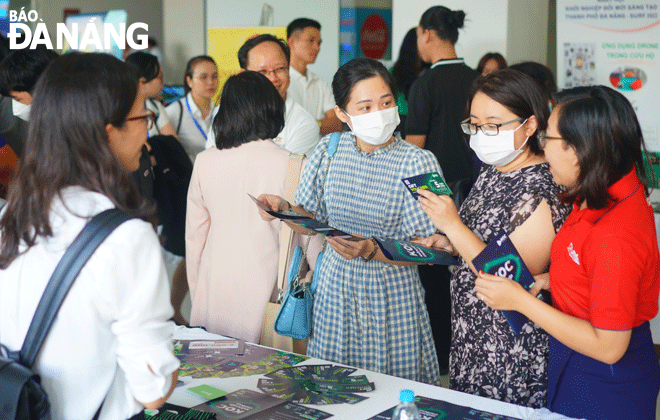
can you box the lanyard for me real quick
[185,95,208,141]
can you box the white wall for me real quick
[162,0,552,86]
[162,0,205,85]
[205,0,340,85]
[391,0,510,70]
[506,0,550,66]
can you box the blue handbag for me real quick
[272,132,339,339]
[273,246,321,339]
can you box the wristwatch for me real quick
[360,238,378,262]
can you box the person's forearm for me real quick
[280,201,317,236]
[515,291,631,364]
[357,237,421,266]
[442,221,486,274]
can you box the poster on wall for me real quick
[207,27,287,102]
[557,0,660,150]
[339,7,392,66]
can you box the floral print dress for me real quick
[450,163,571,408]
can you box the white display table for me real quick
[168,326,578,419]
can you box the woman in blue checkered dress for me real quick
[258,58,444,384]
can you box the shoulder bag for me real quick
[271,133,341,343]
[0,208,134,420]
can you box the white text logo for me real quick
[7,8,148,50]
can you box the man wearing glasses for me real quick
[206,34,318,158]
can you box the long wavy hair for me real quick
[0,52,156,268]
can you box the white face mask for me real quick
[469,119,528,167]
[12,99,31,121]
[344,106,400,146]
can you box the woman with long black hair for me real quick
[0,52,179,419]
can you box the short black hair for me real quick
[554,85,648,208]
[287,18,321,39]
[0,47,58,96]
[467,69,551,157]
[125,51,160,83]
[332,58,397,110]
[237,34,290,69]
[509,61,557,98]
[213,71,285,150]
[183,55,216,95]
[419,6,465,45]
[0,33,10,64]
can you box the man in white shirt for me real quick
[205,34,319,157]
[286,18,341,135]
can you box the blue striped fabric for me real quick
[295,132,442,385]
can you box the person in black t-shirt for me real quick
[405,5,478,374]
[406,6,478,187]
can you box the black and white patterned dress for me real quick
[450,163,571,408]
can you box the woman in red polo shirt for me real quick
[475,85,660,420]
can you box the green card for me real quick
[187,384,227,400]
[402,172,452,199]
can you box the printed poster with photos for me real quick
[174,339,308,379]
[557,0,660,150]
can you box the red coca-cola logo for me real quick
[360,14,388,59]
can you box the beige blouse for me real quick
[186,140,301,342]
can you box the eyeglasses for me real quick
[461,117,524,136]
[126,110,156,130]
[256,66,289,78]
[538,133,563,148]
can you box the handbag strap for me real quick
[176,100,184,134]
[291,132,341,287]
[19,208,135,367]
[276,154,305,295]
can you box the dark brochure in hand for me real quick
[248,193,362,241]
[472,230,543,334]
[374,237,458,266]
[402,172,452,200]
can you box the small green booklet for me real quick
[186,384,227,400]
[402,172,452,199]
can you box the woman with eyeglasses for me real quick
[165,55,218,163]
[475,86,660,419]
[125,52,179,140]
[416,69,571,407]
[0,52,179,418]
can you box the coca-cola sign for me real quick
[359,13,388,59]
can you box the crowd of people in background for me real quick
[0,5,659,420]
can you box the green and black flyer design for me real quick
[402,172,452,199]
[374,238,458,266]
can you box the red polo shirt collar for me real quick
[571,168,642,224]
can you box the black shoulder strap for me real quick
[19,208,135,367]
[176,99,184,134]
